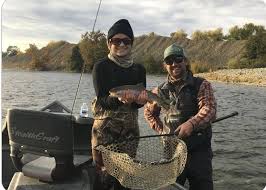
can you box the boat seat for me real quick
[20,154,90,182]
[6,108,91,182]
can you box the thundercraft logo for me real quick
[10,127,60,143]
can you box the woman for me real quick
[91,19,146,189]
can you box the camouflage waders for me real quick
[91,98,140,168]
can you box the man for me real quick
[144,43,216,190]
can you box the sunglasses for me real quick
[164,56,184,65]
[109,38,132,46]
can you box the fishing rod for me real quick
[70,0,103,116]
[128,111,239,140]
[212,111,238,123]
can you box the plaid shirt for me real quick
[144,80,217,133]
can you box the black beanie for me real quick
[107,19,134,41]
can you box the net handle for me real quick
[129,111,239,140]
[95,112,238,148]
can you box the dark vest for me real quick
[158,74,212,152]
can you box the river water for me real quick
[2,70,266,190]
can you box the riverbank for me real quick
[2,66,266,87]
[195,68,266,87]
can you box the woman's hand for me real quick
[117,90,148,105]
[118,97,134,104]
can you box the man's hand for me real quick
[150,117,164,134]
[174,120,194,138]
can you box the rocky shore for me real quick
[195,68,266,87]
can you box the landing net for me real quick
[96,135,187,190]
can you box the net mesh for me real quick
[96,135,187,190]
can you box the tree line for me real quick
[2,23,266,73]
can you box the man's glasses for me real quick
[109,38,132,46]
[164,56,184,65]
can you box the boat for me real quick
[2,100,184,190]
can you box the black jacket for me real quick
[92,57,146,111]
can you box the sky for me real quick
[1,0,266,52]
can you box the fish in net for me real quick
[95,135,187,190]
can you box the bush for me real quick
[227,58,241,69]
[170,29,188,39]
[206,28,223,41]
[191,30,208,41]
[191,28,224,41]
[142,54,163,74]
[191,61,211,73]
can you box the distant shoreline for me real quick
[195,68,266,87]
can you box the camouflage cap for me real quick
[163,44,186,60]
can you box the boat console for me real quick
[2,101,95,189]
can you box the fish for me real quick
[109,83,171,110]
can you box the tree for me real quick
[68,45,84,72]
[227,30,266,68]
[240,23,256,39]
[6,46,20,56]
[227,23,266,40]
[245,31,266,60]
[79,30,108,72]
[228,26,241,40]
[25,44,45,70]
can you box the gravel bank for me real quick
[195,68,266,87]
